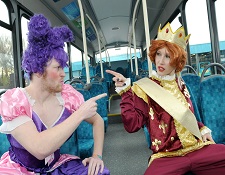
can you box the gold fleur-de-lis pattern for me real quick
[152,139,162,151]
[159,121,168,134]
[149,107,154,120]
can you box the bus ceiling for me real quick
[17,0,183,53]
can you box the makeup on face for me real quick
[155,48,175,76]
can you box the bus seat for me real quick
[96,63,113,88]
[63,88,94,158]
[200,75,225,144]
[70,78,85,89]
[0,90,11,156]
[89,83,108,132]
[141,59,149,71]
[182,74,201,119]
[143,125,151,148]
[61,131,80,156]
[186,85,202,123]
[81,66,96,77]
[126,59,142,82]
[77,121,94,159]
[0,121,10,156]
[76,89,92,101]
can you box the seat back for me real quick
[89,83,108,132]
[77,121,94,159]
[200,75,225,144]
[182,74,201,116]
[60,131,80,156]
[0,90,11,156]
[186,84,202,123]
[0,124,10,156]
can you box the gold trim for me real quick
[200,126,208,132]
[119,85,131,96]
[134,78,202,140]
[131,84,149,103]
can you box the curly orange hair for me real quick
[148,40,187,72]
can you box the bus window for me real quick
[199,62,211,76]
[0,4,15,91]
[215,0,225,64]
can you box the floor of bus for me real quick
[103,86,152,174]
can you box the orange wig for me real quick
[148,40,187,72]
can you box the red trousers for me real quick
[144,144,225,175]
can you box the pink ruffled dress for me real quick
[0,84,110,175]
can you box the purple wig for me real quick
[22,14,74,79]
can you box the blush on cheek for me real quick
[49,71,59,79]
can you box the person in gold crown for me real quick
[106,23,225,175]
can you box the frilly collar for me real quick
[151,70,176,81]
[22,88,64,106]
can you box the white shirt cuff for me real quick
[115,78,131,94]
[201,127,212,136]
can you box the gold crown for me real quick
[157,22,191,50]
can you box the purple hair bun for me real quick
[22,14,74,79]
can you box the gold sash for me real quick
[134,78,202,140]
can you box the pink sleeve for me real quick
[0,88,32,122]
[61,84,84,113]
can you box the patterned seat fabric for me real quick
[0,134,10,156]
[182,74,201,119]
[0,119,10,156]
[77,121,94,159]
[186,85,202,122]
[75,89,95,158]
[0,91,11,156]
[200,75,225,144]
[61,131,80,156]
[81,66,96,77]
[89,83,108,132]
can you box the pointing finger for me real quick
[91,93,107,101]
[105,69,120,76]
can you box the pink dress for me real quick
[0,84,110,175]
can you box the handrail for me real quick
[86,14,104,79]
[182,65,198,75]
[132,0,141,75]
[142,0,152,77]
[70,78,91,90]
[77,0,90,83]
[200,63,225,81]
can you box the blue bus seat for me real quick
[61,131,80,156]
[67,83,95,158]
[126,59,142,83]
[70,78,86,89]
[89,83,108,132]
[0,127,10,156]
[76,88,92,101]
[186,84,202,123]
[141,59,149,71]
[77,121,94,159]
[81,66,96,77]
[96,62,113,88]
[143,125,151,148]
[0,90,11,156]
[200,75,225,144]
[182,74,201,118]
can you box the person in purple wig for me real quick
[0,14,110,175]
